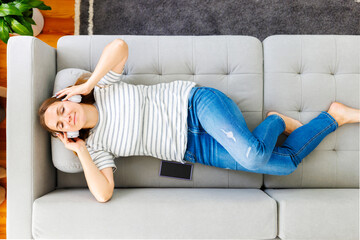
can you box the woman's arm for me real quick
[77,145,114,203]
[85,39,129,91]
[55,39,128,101]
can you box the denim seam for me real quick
[188,87,200,110]
[275,114,286,131]
[322,111,338,128]
[294,122,335,157]
[322,110,338,150]
[272,121,336,156]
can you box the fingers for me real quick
[55,84,88,101]
[56,91,70,100]
[63,132,70,143]
[56,132,70,144]
[55,91,72,102]
[56,132,64,141]
[62,93,73,102]
[55,88,69,98]
[55,87,73,100]
[56,133,63,144]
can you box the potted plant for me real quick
[0,0,51,44]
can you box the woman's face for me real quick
[44,101,85,132]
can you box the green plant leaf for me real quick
[8,16,32,35]
[19,0,51,10]
[22,9,32,17]
[0,3,23,17]
[16,15,33,35]
[34,2,51,11]
[0,18,10,44]
[23,16,35,25]
[11,1,33,13]
[20,0,43,8]
[3,15,13,26]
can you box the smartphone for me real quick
[159,161,193,180]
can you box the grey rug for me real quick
[77,0,360,41]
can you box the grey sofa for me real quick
[7,35,359,239]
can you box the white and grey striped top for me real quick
[85,70,196,173]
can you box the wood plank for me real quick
[0,179,6,187]
[0,70,5,84]
[0,161,6,169]
[0,117,5,129]
[0,129,5,141]
[0,199,6,239]
[41,17,74,35]
[0,40,6,88]
[0,126,4,139]
[0,149,6,171]
[0,46,5,56]
[40,0,75,19]
[0,150,5,160]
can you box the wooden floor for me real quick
[0,0,75,238]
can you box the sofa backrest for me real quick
[56,35,264,188]
[263,35,359,188]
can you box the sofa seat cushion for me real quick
[265,189,359,240]
[33,188,277,239]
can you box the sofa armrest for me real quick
[6,36,57,239]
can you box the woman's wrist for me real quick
[76,144,88,154]
[84,81,94,94]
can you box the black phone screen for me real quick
[159,161,193,180]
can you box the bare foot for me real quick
[267,111,304,136]
[327,102,360,127]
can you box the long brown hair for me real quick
[38,72,97,143]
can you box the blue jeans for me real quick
[184,87,339,175]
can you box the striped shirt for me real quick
[85,70,196,173]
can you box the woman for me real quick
[38,39,360,203]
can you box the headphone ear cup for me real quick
[67,131,80,138]
[68,95,82,103]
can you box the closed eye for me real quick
[60,107,64,128]
[57,106,65,130]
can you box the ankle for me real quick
[326,110,343,127]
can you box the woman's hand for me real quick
[55,83,91,101]
[56,132,86,153]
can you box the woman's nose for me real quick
[61,114,71,124]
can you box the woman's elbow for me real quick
[97,194,112,203]
[112,39,128,51]
[96,190,113,203]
